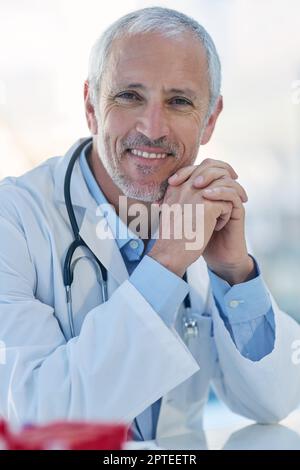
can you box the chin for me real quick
[117,178,168,203]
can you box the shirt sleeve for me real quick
[208,257,275,361]
[129,254,188,327]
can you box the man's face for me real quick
[93,32,214,202]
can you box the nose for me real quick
[135,101,170,141]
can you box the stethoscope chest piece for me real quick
[182,308,199,342]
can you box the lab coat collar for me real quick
[54,137,93,208]
[54,138,129,286]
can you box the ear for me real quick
[200,96,223,145]
[84,80,98,135]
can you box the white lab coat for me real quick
[0,138,300,439]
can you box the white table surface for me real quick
[126,400,300,450]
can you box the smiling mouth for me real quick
[126,148,173,160]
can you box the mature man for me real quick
[0,7,299,441]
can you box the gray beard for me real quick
[95,136,170,202]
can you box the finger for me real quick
[203,188,245,229]
[202,187,243,211]
[168,165,196,185]
[201,178,248,203]
[215,214,230,231]
[192,168,236,189]
[199,158,238,180]
[214,201,233,231]
[215,216,229,231]
[168,159,238,186]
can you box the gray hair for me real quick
[88,6,221,118]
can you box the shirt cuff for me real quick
[129,255,189,327]
[208,257,272,324]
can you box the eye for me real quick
[116,92,141,102]
[170,97,192,107]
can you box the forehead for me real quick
[104,32,209,95]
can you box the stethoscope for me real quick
[63,139,198,340]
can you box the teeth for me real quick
[130,149,168,159]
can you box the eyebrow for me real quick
[116,83,198,100]
[168,88,197,100]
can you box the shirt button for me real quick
[129,240,139,250]
[229,300,240,308]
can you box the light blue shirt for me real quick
[79,142,275,440]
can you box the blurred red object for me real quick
[0,419,129,450]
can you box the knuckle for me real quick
[207,168,226,178]
[227,187,236,193]
[201,157,216,166]
[221,175,233,183]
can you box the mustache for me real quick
[120,135,179,156]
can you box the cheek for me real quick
[173,116,202,159]
[102,111,136,157]
[181,113,203,137]
[102,106,135,138]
